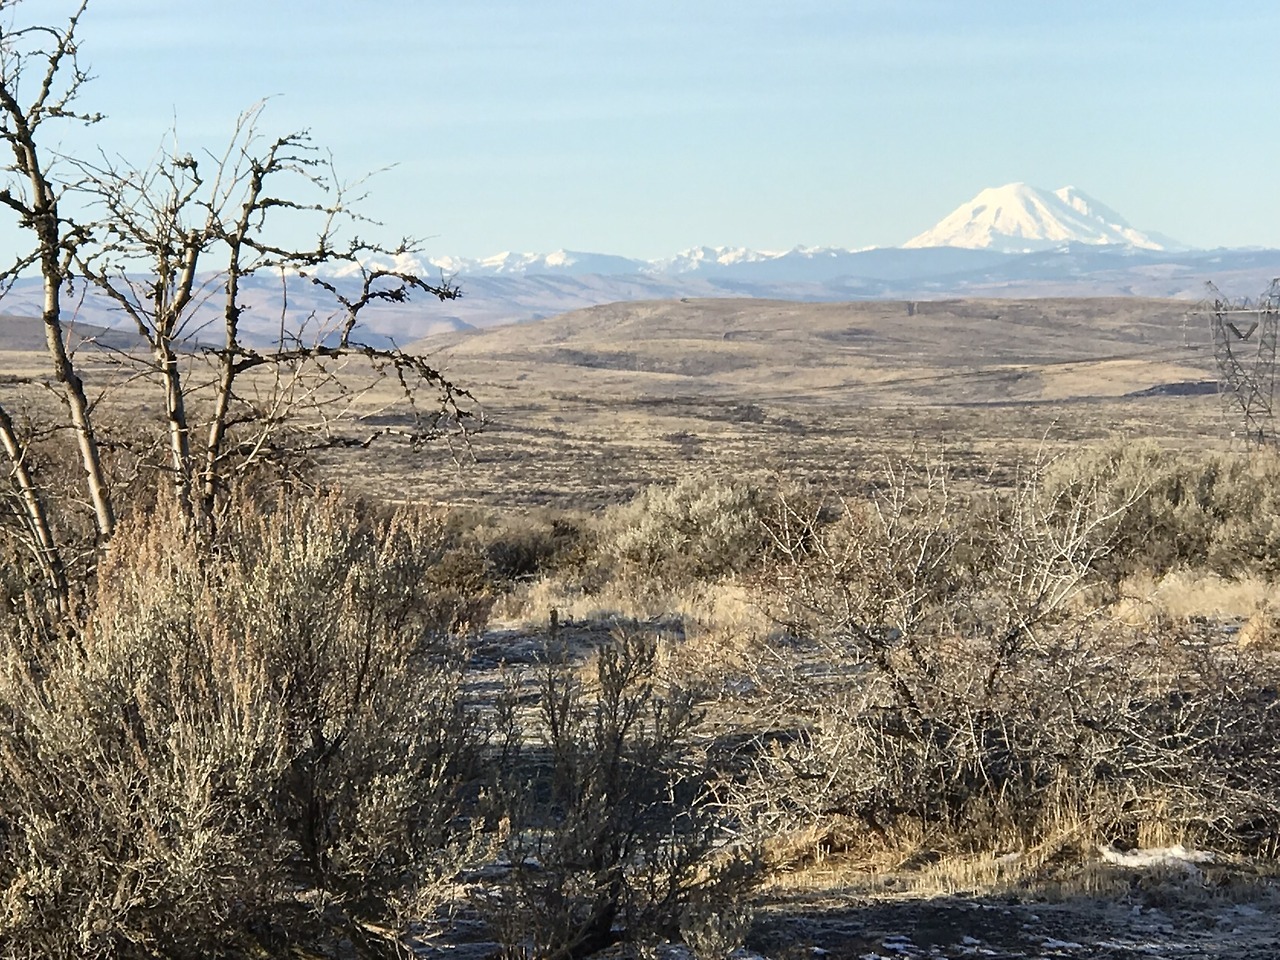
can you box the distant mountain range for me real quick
[370,182,1189,279]
[2,183,1277,345]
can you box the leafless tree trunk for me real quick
[0,0,115,545]
[0,406,66,601]
[76,147,207,517]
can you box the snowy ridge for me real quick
[457,250,650,276]
[330,245,881,279]
[323,184,1182,278]
[653,245,782,273]
[8,245,1280,344]
[424,245,844,278]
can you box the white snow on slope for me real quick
[450,249,650,276]
[903,182,1183,253]
[1098,844,1213,868]
[653,245,781,273]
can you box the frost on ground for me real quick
[747,884,1280,960]
[445,627,1280,960]
[415,877,1280,960]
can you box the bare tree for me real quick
[74,104,469,523]
[0,1,475,603]
[0,0,104,601]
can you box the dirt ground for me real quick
[412,880,1280,960]
[748,885,1280,959]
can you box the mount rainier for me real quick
[901,182,1186,253]
[351,182,1276,336]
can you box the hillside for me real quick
[383,297,1225,508]
[419,296,1211,406]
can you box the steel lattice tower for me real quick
[1202,280,1280,445]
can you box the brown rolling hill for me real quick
[417,297,1216,407]
[376,297,1228,507]
[0,298,1219,508]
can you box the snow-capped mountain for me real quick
[7,182,1277,345]
[903,183,1183,253]
[332,186,1182,283]
[415,246,790,278]
[650,246,780,274]
[327,249,650,279]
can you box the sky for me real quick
[7,0,1280,260]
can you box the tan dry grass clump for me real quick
[1236,608,1280,651]
[1111,570,1278,626]
[493,575,776,695]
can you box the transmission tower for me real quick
[1201,279,1280,445]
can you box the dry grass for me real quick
[416,297,1205,404]
[389,297,1225,509]
[1112,570,1279,625]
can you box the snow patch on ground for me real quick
[1098,844,1214,868]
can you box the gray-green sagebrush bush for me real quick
[599,475,774,587]
[740,454,1280,859]
[0,495,486,959]
[483,631,755,960]
[1041,440,1280,578]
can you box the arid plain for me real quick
[0,295,1221,506]
[381,296,1225,508]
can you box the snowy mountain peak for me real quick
[320,183,1184,282]
[903,182,1182,253]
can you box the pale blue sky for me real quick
[16,1,1280,258]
